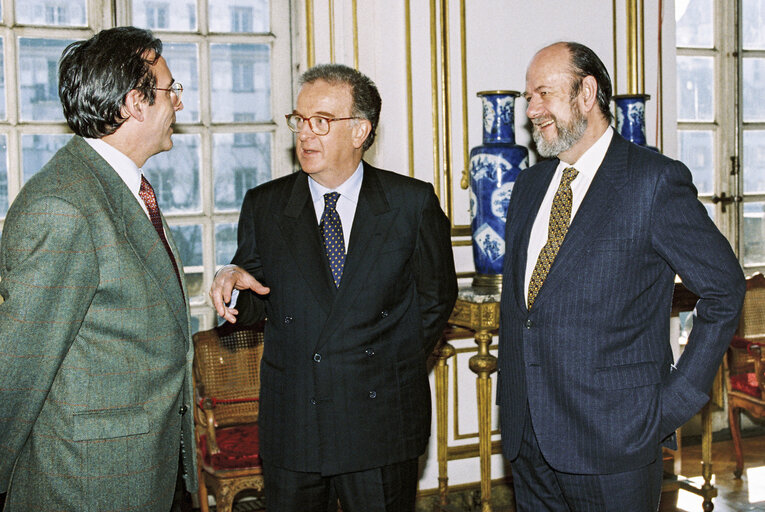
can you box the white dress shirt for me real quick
[308,161,364,249]
[524,127,614,303]
[84,137,152,220]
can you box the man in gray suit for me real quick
[498,41,745,511]
[0,27,195,511]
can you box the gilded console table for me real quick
[445,286,501,512]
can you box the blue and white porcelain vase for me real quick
[469,91,529,290]
[613,93,659,151]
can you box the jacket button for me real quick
[313,353,322,362]
[525,319,533,329]
[380,310,389,318]
[365,348,375,357]
[284,316,293,324]
[179,405,188,415]
[310,397,317,405]
[368,391,377,399]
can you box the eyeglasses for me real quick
[154,83,183,107]
[285,113,359,136]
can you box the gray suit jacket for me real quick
[0,136,197,511]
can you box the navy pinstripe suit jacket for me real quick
[497,132,745,474]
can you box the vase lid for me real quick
[612,93,651,101]
[477,90,521,98]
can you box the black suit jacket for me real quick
[498,133,745,474]
[232,162,457,475]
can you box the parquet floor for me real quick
[664,433,765,512]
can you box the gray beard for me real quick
[533,113,588,159]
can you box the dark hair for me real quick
[299,64,382,151]
[58,27,163,138]
[563,42,613,123]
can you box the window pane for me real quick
[0,136,8,217]
[132,0,198,31]
[162,43,199,123]
[744,131,765,194]
[675,0,713,47]
[676,56,714,121]
[19,38,73,122]
[215,222,238,265]
[143,134,201,213]
[209,0,269,33]
[16,0,86,27]
[210,43,270,123]
[0,38,6,120]
[169,224,202,296]
[743,0,765,49]
[744,202,765,266]
[743,58,765,122]
[678,130,714,195]
[213,132,271,210]
[22,134,69,182]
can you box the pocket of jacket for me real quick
[72,406,150,441]
[594,361,659,390]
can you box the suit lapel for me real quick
[529,134,631,308]
[315,164,397,350]
[279,172,335,315]
[67,137,189,338]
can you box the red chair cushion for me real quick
[731,373,762,399]
[199,423,261,470]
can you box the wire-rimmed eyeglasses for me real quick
[154,83,183,107]
[285,113,359,136]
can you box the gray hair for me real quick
[300,64,381,151]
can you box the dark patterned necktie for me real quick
[138,175,184,296]
[320,192,346,287]
[527,166,579,308]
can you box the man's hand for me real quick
[209,264,270,323]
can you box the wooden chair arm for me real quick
[751,344,765,394]
[197,397,220,455]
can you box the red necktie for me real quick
[138,175,184,296]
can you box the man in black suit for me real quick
[497,42,745,511]
[210,63,457,512]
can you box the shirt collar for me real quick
[555,126,614,179]
[308,161,364,205]
[84,137,143,195]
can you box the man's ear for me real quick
[352,119,372,150]
[579,75,599,114]
[123,89,145,122]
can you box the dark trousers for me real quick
[263,458,419,512]
[510,408,663,512]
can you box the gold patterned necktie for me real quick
[320,192,346,287]
[527,166,579,308]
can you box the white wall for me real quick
[296,0,674,492]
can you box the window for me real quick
[230,6,253,33]
[0,0,294,331]
[675,0,765,272]
[145,3,169,30]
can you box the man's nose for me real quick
[525,97,541,119]
[175,100,184,112]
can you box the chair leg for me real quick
[215,488,235,512]
[728,404,744,479]
[198,466,210,512]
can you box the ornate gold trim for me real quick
[305,0,315,68]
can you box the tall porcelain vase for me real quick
[613,93,659,152]
[469,91,528,291]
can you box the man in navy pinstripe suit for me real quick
[497,41,745,511]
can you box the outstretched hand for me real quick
[209,264,270,323]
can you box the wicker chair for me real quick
[193,320,265,512]
[725,273,765,478]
